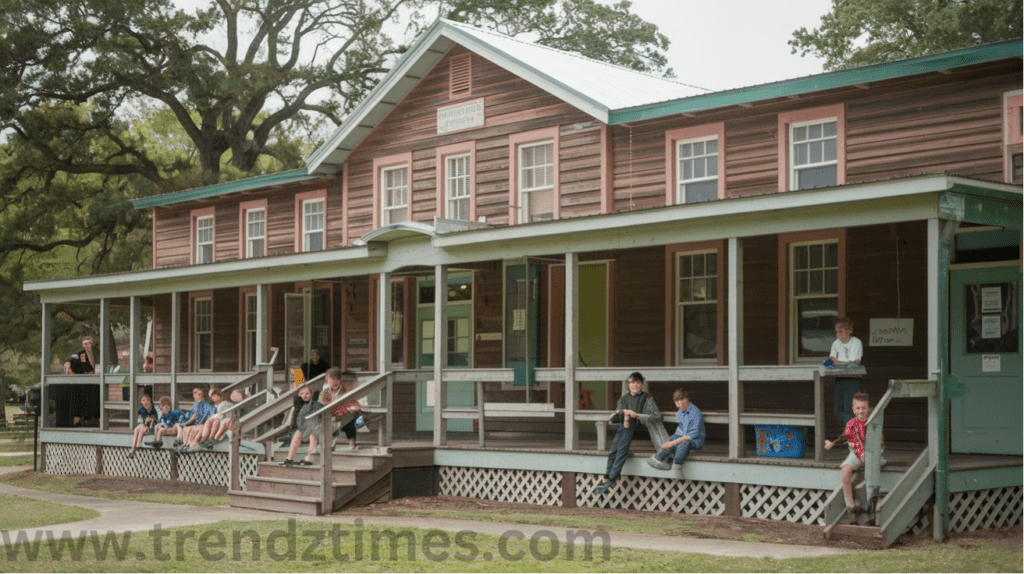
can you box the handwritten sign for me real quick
[437,98,484,134]
[869,318,914,347]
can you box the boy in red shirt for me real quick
[824,391,884,523]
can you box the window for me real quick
[1005,91,1022,184]
[445,154,471,220]
[302,198,324,251]
[244,292,257,369]
[195,215,213,264]
[790,119,837,190]
[676,251,718,362]
[665,123,725,206]
[678,137,719,203]
[194,297,212,371]
[778,105,845,192]
[519,141,555,222]
[245,209,265,257]
[382,166,409,225]
[790,240,840,360]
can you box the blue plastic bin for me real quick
[755,425,806,458]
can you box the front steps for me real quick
[228,446,392,515]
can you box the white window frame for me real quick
[381,165,409,226]
[244,292,257,369]
[445,154,471,221]
[195,215,213,264]
[518,140,555,223]
[789,240,840,363]
[789,117,838,191]
[676,250,718,364]
[302,198,325,252]
[194,297,212,371]
[677,135,719,204]
[245,208,265,258]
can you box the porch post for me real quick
[564,252,579,451]
[433,265,448,447]
[40,302,51,428]
[170,292,180,410]
[727,238,745,459]
[932,218,955,541]
[256,284,269,392]
[129,296,140,414]
[99,298,110,430]
[378,273,393,446]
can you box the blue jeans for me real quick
[604,423,636,482]
[655,440,695,465]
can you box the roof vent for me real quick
[449,53,472,99]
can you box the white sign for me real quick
[437,98,484,134]
[981,286,1002,312]
[981,315,1001,339]
[982,355,1001,372]
[869,318,914,347]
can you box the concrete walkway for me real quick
[0,465,853,560]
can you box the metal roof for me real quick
[132,169,322,209]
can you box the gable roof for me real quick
[306,19,706,175]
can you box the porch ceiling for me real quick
[23,174,1021,303]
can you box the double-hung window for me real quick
[445,154,471,221]
[519,141,555,223]
[302,198,324,251]
[245,209,265,258]
[790,240,839,359]
[790,119,837,190]
[244,292,257,369]
[676,251,718,362]
[678,137,719,203]
[195,215,213,264]
[382,166,409,225]
[194,297,212,371]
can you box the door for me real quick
[284,288,330,385]
[505,261,539,388]
[950,266,1022,455]
[415,272,475,432]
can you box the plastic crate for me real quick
[755,425,806,458]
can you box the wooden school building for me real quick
[25,21,1021,546]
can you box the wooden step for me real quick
[826,523,884,548]
[246,476,355,500]
[227,490,322,515]
[257,461,359,483]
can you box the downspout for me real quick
[935,219,957,540]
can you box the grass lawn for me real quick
[0,442,38,453]
[0,518,1019,573]
[0,493,99,531]
[0,471,228,506]
[0,455,34,467]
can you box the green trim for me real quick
[943,186,1024,228]
[948,466,1023,492]
[132,169,320,209]
[609,40,1022,124]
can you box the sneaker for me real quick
[172,439,183,447]
[298,459,313,466]
[176,446,190,454]
[146,440,163,449]
[279,459,295,466]
[127,450,136,459]
[593,480,615,496]
[646,455,671,471]
[846,506,859,524]
[201,439,215,450]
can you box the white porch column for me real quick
[256,284,270,393]
[40,302,51,428]
[926,219,940,466]
[564,252,579,451]
[433,265,448,447]
[170,292,180,409]
[99,298,110,429]
[129,296,140,411]
[728,238,745,459]
[378,273,393,445]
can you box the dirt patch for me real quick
[345,495,1023,552]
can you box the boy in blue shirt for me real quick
[176,387,218,453]
[647,388,705,470]
[147,396,186,448]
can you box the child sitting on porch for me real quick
[146,396,186,448]
[824,391,885,523]
[200,389,246,449]
[593,372,669,496]
[174,387,217,453]
[646,388,705,471]
[280,385,321,466]
[127,394,158,458]
[318,367,362,450]
[183,388,234,451]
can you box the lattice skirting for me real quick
[949,486,1022,533]
[740,484,830,525]
[577,473,725,515]
[439,467,563,506]
[43,444,259,488]
[44,443,97,475]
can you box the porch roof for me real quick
[23,174,1021,303]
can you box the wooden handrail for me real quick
[305,372,390,419]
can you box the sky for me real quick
[622,0,834,91]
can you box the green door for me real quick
[415,272,474,432]
[950,266,1022,455]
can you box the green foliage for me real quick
[791,0,1024,70]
